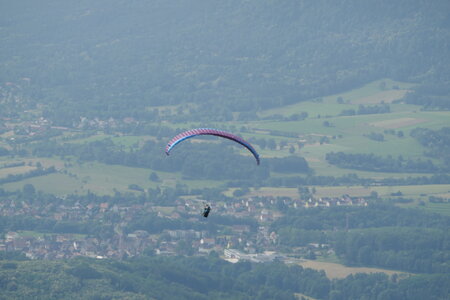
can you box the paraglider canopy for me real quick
[165,128,260,165]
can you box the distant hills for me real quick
[1,0,450,123]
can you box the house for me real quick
[99,202,109,212]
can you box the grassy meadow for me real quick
[298,259,407,279]
[1,78,449,214]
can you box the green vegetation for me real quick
[272,204,450,274]
[1,1,449,299]
[1,77,449,199]
[0,256,448,300]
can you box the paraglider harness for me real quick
[202,204,211,218]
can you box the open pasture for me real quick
[1,157,223,195]
[259,79,415,118]
[372,184,450,198]
[298,259,406,279]
[252,108,450,177]
[3,173,83,195]
[1,161,159,195]
[369,117,427,129]
[313,186,372,198]
[350,89,409,104]
[3,79,447,199]
[62,133,149,149]
[238,184,449,202]
[313,184,450,199]
[255,109,447,138]
[247,187,299,198]
[0,164,35,178]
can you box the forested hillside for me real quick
[1,0,450,124]
[1,255,449,300]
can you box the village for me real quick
[0,190,366,262]
[0,111,371,263]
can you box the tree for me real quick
[149,172,160,182]
[267,139,277,150]
[22,183,36,197]
[323,121,332,127]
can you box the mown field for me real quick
[1,159,222,196]
[297,259,407,279]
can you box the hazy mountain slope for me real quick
[1,0,449,122]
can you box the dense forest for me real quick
[410,127,450,167]
[1,0,450,124]
[0,255,449,300]
[271,204,450,274]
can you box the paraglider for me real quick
[165,128,260,219]
[165,128,260,165]
[202,203,211,218]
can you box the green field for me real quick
[243,185,450,200]
[252,98,449,180]
[1,158,222,195]
[60,133,151,149]
[259,79,415,118]
[298,259,408,279]
[0,165,36,178]
[2,79,449,213]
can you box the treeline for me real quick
[403,83,450,110]
[411,127,450,167]
[0,147,9,156]
[0,255,449,300]
[271,204,450,234]
[271,204,450,273]
[230,172,450,188]
[0,162,25,168]
[0,256,325,300]
[0,214,114,240]
[31,139,310,180]
[0,166,56,184]
[334,227,450,273]
[364,132,385,142]
[340,104,390,116]
[326,152,439,173]
[330,273,450,300]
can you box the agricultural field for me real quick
[298,259,407,279]
[0,164,36,178]
[1,158,222,196]
[259,79,415,118]
[233,184,450,204]
[1,79,449,215]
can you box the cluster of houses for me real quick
[303,196,368,208]
[0,227,253,260]
[223,248,284,263]
[0,114,142,143]
[0,184,369,261]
